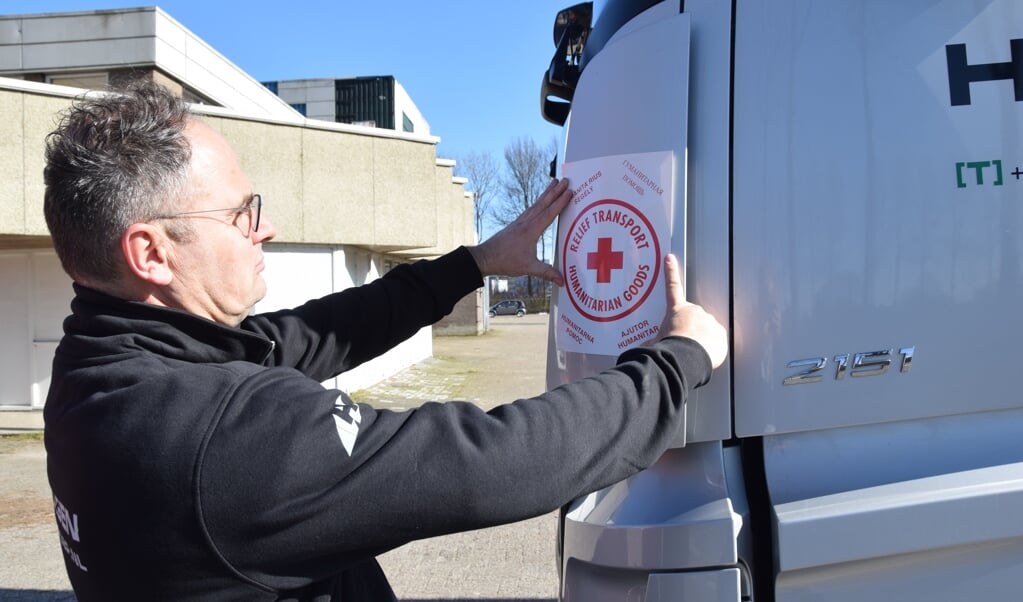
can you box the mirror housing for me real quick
[541,3,592,125]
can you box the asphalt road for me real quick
[0,314,559,602]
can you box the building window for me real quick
[402,112,414,133]
[290,103,307,116]
[47,73,107,90]
[335,76,395,130]
[181,86,214,106]
[261,81,279,94]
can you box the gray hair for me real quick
[43,80,195,285]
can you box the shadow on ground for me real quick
[0,592,554,602]
[0,590,76,601]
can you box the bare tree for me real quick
[499,136,556,297]
[456,150,500,242]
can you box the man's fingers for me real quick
[546,179,573,216]
[531,261,565,287]
[651,253,728,367]
[524,178,572,228]
[538,178,569,208]
[664,253,685,307]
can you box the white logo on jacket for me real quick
[54,494,89,572]
[331,395,362,455]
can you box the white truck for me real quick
[541,1,1023,600]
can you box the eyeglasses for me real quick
[153,194,262,236]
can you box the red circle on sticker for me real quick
[561,198,661,323]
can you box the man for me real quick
[42,81,727,601]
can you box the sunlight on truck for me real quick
[543,1,1023,600]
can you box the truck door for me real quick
[733,0,1023,600]
[544,1,742,600]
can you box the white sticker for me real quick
[556,151,673,355]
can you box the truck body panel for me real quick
[544,0,1023,599]
[733,0,1023,437]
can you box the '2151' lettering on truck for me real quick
[783,346,915,385]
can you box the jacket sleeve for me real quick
[240,246,482,380]
[195,335,711,591]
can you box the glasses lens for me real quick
[252,194,261,233]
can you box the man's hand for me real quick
[655,254,728,368]
[467,178,573,285]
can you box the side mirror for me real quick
[541,3,593,125]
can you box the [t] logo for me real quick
[946,39,1023,106]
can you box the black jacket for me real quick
[44,246,712,601]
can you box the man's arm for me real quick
[246,179,572,377]
[245,248,483,377]
[201,239,729,586]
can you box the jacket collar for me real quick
[66,283,276,365]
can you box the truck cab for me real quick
[543,1,1023,600]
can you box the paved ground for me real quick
[0,314,559,601]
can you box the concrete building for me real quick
[0,7,481,411]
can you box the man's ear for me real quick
[122,224,174,286]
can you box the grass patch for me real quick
[1,432,43,442]
[347,390,370,402]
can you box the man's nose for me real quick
[254,215,276,242]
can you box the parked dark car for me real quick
[489,299,526,317]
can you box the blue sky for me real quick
[3,0,571,165]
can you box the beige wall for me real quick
[0,83,473,258]
[0,90,67,240]
[435,290,484,336]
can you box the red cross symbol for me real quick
[587,237,624,283]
